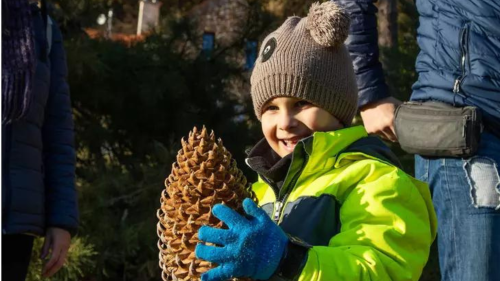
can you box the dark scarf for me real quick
[2,0,35,123]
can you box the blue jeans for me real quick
[415,132,500,281]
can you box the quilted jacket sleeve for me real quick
[332,0,390,108]
[42,19,79,235]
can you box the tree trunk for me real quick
[378,0,398,48]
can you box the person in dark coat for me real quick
[335,0,500,280]
[2,0,78,280]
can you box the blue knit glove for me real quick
[195,198,288,281]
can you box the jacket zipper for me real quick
[274,193,292,223]
[273,201,283,222]
[453,23,470,94]
[256,174,284,222]
[273,155,309,224]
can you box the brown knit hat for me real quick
[250,1,358,126]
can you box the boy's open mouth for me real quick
[280,137,303,153]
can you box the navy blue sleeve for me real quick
[42,20,79,235]
[333,0,390,108]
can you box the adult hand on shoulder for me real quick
[41,227,71,278]
[360,96,402,142]
[195,198,288,281]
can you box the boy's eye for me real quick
[266,105,279,111]
[295,101,311,108]
[263,105,279,112]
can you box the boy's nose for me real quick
[278,111,297,131]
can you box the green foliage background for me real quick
[26,0,439,280]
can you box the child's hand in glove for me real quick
[195,198,288,281]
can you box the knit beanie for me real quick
[250,1,358,126]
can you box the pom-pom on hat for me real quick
[250,1,358,126]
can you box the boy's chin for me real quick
[277,141,297,157]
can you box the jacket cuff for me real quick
[356,65,390,109]
[46,216,79,237]
[358,82,390,109]
[273,235,311,280]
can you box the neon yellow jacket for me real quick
[250,126,437,281]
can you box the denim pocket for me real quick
[463,156,500,209]
[415,155,430,183]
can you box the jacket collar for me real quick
[302,126,368,170]
[245,126,370,169]
[245,126,369,187]
[246,126,402,197]
[245,138,292,190]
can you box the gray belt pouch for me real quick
[394,101,482,157]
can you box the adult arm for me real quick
[333,0,401,141]
[41,19,78,277]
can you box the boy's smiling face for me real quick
[261,97,344,157]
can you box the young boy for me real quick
[195,2,437,281]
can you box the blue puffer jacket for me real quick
[1,6,78,236]
[336,0,500,136]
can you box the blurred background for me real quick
[26,0,439,280]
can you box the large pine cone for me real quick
[157,126,256,281]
